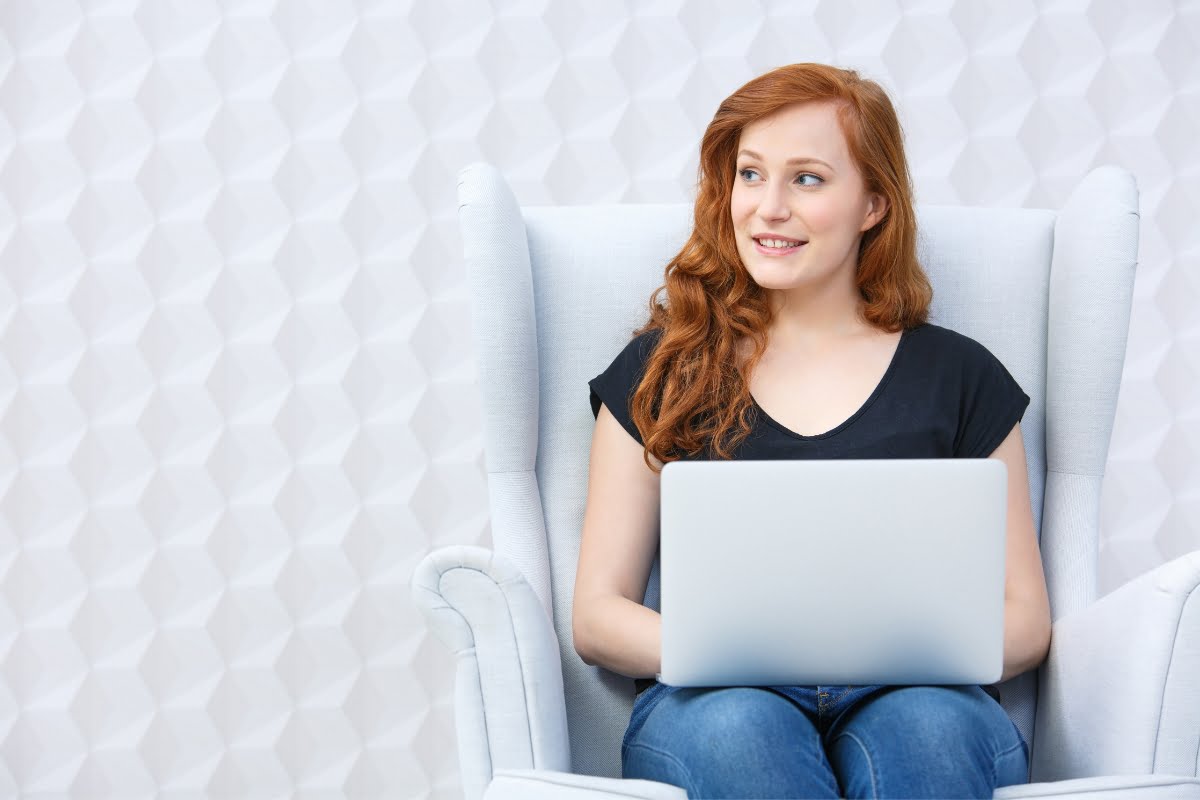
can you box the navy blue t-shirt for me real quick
[588,323,1030,461]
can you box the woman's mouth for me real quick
[753,236,807,256]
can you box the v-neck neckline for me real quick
[750,326,914,441]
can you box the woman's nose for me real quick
[757,183,790,221]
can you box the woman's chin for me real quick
[745,268,803,291]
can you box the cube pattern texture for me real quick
[0,1,1196,798]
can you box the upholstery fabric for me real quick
[525,201,694,778]
[1041,166,1141,621]
[1031,550,1200,781]
[484,769,688,800]
[412,546,571,799]
[481,770,1200,800]
[455,168,554,622]
[995,775,1200,799]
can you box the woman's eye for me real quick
[737,168,821,186]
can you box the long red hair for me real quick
[629,63,932,471]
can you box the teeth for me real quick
[757,238,801,249]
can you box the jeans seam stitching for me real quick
[992,738,1026,787]
[834,730,879,799]
[623,741,699,795]
[623,685,668,753]
[994,738,1026,759]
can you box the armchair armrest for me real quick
[1031,550,1200,781]
[412,545,571,800]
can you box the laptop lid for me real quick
[658,459,1008,687]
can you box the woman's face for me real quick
[730,101,887,295]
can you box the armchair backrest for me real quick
[456,163,1138,779]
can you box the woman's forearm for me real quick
[573,595,661,679]
[998,596,1052,682]
[575,595,1047,684]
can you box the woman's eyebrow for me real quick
[736,149,835,171]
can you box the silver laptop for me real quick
[657,459,1008,687]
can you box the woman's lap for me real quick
[622,683,1028,799]
[623,684,841,798]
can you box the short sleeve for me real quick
[588,329,662,446]
[953,338,1031,458]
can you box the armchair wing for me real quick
[1032,550,1200,781]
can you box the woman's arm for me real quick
[990,423,1052,682]
[572,404,663,678]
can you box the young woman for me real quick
[573,63,1051,799]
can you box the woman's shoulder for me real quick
[907,324,1030,455]
[608,326,665,369]
[589,326,667,442]
[906,322,997,361]
[905,323,1024,396]
[631,325,666,352]
[591,327,664,397]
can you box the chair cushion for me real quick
[484,768,687,800]
[995,774,1200,799]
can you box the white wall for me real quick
[0,1,1195,798]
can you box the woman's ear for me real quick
[861,193,889,232]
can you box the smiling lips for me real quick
[752,235,807,254]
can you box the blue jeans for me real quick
[622,683,1028,799]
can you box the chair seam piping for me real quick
[1152,578,1200,774]
[466,645,493,786]
[1045,468,1102,479]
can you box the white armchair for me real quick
[411,163,1200,799]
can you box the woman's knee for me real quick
[625,686,839,797]
[648,686,820,750]
[846,685,1010,749]
[829,685,1027,798]
[627,688,821,772]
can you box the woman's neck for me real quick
[765,288,870,351]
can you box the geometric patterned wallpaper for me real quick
[0,1,1195,798]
